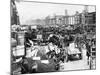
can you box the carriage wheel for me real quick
[79,54,82,59]
[64,54,69,62]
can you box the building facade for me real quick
[11,0,20,25]
[44,10,82,27]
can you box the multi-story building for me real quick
[55,15,64,25]
[85,12,96,25]
[74,11,81,25]
[84,12,96,33]
[45,10,82,27]
[11,0,20,25]
[68,15,75,25]
[44,6,96,30]
[63,16,69,25]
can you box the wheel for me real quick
[55,64,60,70]
[64,55,69,62]
[79,54,82,59]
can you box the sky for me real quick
[15,1,96,25]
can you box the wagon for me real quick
[64,43,82,61]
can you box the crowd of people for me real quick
[11,25,96,74]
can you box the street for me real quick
[60,59,89,71]
[60,49,90,71]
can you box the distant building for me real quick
[84,12,96,33]
[44,10,83,27]
[55,15,64,25]
[63,16,69,25]
[68,15,75,25]
[74,11,81,25]
[42,6,96,29]
[85,12,96,25]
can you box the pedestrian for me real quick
[86,41,91,65]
